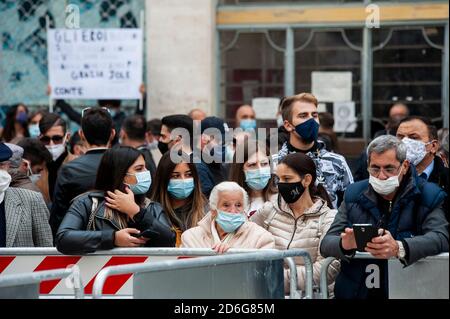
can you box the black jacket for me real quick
[56,191,175,254]
[320,167,448,299]
[49,149,107,237]
[47,151,68,201]
[428,156,449,219]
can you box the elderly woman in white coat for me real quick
[181,181,275,253]
[251,152,340,294]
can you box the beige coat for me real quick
[251,198,340,293]
[181,212,275,250]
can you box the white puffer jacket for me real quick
[251,198,340,293]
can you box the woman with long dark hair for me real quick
[229,139,277,217]
[1,104,29,144]
[56,146,175,254]
[251,152,340,295]
[150,152,206,246]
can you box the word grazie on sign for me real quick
[48,28,143,100]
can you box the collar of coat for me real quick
[358,166,422,222]
[282,140,327,159]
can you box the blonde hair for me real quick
[280,92,318,122]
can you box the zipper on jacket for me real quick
[286,216,303,250]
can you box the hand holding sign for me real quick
[47,28,143,100]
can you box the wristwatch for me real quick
[396,240,406,259]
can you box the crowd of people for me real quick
[0,92,448,299]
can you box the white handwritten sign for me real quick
[252,97,280,119]
[333,101,357,133]
[312,71,352,103]
[47,29,143,99]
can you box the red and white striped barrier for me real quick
[0,248,261,297]
[0,254,179,296]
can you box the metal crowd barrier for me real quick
[0,267,83,299]
[0,248,313,299]
[91,249,312,299]
[319,252,449,299]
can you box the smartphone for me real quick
[352,224,380,252]
[131,229,160,239]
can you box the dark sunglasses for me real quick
[40,135,65,145]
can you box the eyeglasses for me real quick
[367,165,402,177]
[40,135,65,145]
[81,107,111,118]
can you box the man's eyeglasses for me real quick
[81,107,111,118]
[367,165,402,177]
[40,135,65,145]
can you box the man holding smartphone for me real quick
[320,135,448,299]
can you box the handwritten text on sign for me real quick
[47,29,143,99]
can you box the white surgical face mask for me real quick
[402,137,432,166]
[0,169,12,203]
[46,143,66,161]
[369,167,403,196]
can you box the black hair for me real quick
[17,137,52,165]
[1,104,30,142]
[150,152,206,231]
[69,131,82,153]
[399,116,438,141]
[39,113,67,135]
[98,100,121,108]
[123,115,146,141]
[81,107,113,146]
[146,118,162,135]
[279,152,333,207]
[95,146,146,228]
[161,114,193,148]
[28,109,49,123]
[95,146,145,204]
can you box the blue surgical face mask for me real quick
[167,178,194,199]
[244,167,271,191]
[28,124,41,138]
[215,210,246,233]
[126,170,151,195]
[294,118,319,143]
[240,119,256,131]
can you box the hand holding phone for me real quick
[131,229,160,239]
[352,224,380,252]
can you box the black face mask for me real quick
[277,181,305,204]
[157,141,169,154]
